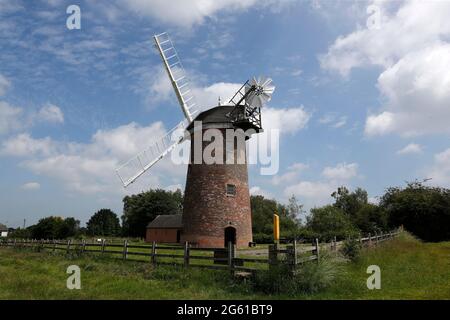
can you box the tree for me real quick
[354,203,388,234]
[122,189,183,237]
[332,186,368,218]
[380,182,450,242]
[286,195,304,225]
[87,209,121,236]
[306,205,357,241]
[31,216,80,239]
[9,227,32,239]
[58,217,80,238]
[251,195,298,241]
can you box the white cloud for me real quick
[1,133,56,156]
[368,196,379,205]
[250,186,273,199]
[263,106,311,134]
[319,113,347,128]
[37,104,64,124]
[89,122,167,159]
[320,1,450,76]
[192,82,242,111]
[322,162,358,180]
[291,69,303,77]
[0,74,11,96]
[426,148,450,187]
[0,0,23,14]
[397,143,422,155]
[21,182,41,190]
[369,44,450,136]
[0,102,23,135]
[0,102,65,135]
[272,162,308,185]
[144,69,241,112]
[283,162,359,210]
[3,122,186,195]
[284,180,336,208]
[119,0,289,28]
[320,1,450,137]
[166,184,183,192]
[364,111,394,136]
[145,67,174,105]
[333,116,347,128]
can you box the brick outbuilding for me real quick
[145,214,182,244]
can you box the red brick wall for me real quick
[146,228,180,243]
[181,127,253,248]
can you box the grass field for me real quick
[0,233,448,299]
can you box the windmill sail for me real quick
[116,120,188,187]
[116,32,200,188]
[154,32,199,122]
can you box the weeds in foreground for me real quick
[341,238,362,261]
[253,252,343,294]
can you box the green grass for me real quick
[297,233,450,299]
[0,233,448,299]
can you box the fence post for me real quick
[66,239,71,253]
[268,243,278,270]
[227,241,235,274]
[13,239,16,248]
[53,239,56,252]
[183,242,190,268]
[151,241,156,265]
[368,233,372,246]
[81,239,86,253]
[293,240,298,265]
[286,242,296,274]
[334,236,337,251]
[315,238,320,262]
[101,239,106,253]
[123,240,128,260]
[375,232,379,245]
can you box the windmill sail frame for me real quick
[154,32,198,122]
[115,32,199,188]
[116,120,188,187]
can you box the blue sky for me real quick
[1,0,450,228]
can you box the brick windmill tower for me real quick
[116,33,275,248]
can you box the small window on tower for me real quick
[226,184,236,196]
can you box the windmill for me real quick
[116,32,275,248]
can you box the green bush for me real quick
[306,205,358,241]
[252,253,341,294]
[294,252,342,294]
[253,233,273,244]
[252,263,296,294]
[341,238,361,261]
[380,182,450,242]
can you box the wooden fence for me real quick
[0,229,401,275]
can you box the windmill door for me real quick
[224,227,236,247]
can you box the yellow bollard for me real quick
[273,213,280,243]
